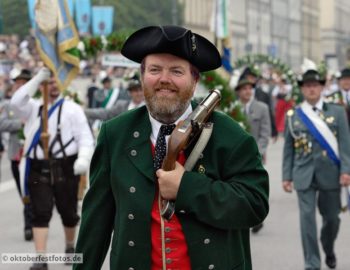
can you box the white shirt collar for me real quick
[304,97,324,111]
[149,104,193,145]
[238,96,254,114]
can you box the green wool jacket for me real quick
[74,105,269,270]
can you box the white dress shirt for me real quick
[11,88,94,159]
[149,104,192,146]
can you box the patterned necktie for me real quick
[154,124,176,171]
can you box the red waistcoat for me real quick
[151,144,191,270]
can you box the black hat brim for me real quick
[235,80,255,91]
[298,78,326,87]
[121,26,221,72]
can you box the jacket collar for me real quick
[124,106,155,182]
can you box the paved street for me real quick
[0,137,349,270]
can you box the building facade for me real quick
[320,0,350,70]
[181,0,349,71]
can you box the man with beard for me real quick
[11,68,94,270]
[74,25,269,270]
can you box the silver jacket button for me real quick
[133,131,140,138]
[208,264,215,269]
[128,241,135,247]
[204,238,210,244]
[129,186,136,193]
[130,150,137,156]
[128,214,135,220]
[128,268,135,270]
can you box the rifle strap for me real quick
[184,122,213,171]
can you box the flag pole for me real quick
[41,81,50,160]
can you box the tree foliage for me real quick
[0,0,183,37]
[91,0,183,30]
[0,0,31,36]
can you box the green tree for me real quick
[0,0,183,37]
[1,0,31,36]
[92,0,184,31]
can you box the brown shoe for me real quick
[29,263,48,270]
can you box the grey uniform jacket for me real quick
[282,103,350,190]
[246,99,271,155]
[85,100,129,121]
[0,100,22,160]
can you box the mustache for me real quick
[154,83,178,92]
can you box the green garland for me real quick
[200,71,250,130]
[78,30,134,59]
[233,54,302,104]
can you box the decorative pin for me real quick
[287,110,294,117]
[322,150,327,157]
[191,35,197,52]
[326,117,334,124]
[294,121,300,126]
[198,165,205,174]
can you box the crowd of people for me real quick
[0,26,349,270]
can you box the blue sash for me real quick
[296,107,340,166]
[23,98,65,197]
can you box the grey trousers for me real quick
[297,186,341,270]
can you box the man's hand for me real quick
[35,67,51,83]
[340,173,350,186]
[283,180,293,193]
[157,161,185,200]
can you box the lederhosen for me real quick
[28,101,80,227]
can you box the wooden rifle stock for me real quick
[160,89,221,220]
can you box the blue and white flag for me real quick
[66,0,75,18]
[222,46,233,73]
[92,6,114,36]
[27,0,36,28]
[75,0,91,35]
[35,0,80,91]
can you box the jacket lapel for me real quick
[124,108,155,182]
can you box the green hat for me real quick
[121,25,221,72]
[339,68,350,79]
[14,69,32,81]
[235,74,255,91]
[298,70,325,86]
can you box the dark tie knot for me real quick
[160,124,176,136]
[312,107,317,112]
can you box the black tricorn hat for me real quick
[235,74,255,91]
[121,25,222,72]
[14,69,32,81]
[298,70,325,86]
[339,68,350,79]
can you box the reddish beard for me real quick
[144,83,194,124]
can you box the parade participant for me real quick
[337,68,350,125]
[11,68,94,270]
[84,75,144,121]
[0,69,33,241]
[74,25,269,270]
[91,75,129,133]
[282,69,350,270]
[272,74,293,134]
[235,73,271,234]
[92,75,129,108]
[242,67,278,140]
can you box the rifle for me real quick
[160,89,221,220]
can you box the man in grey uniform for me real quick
[282,69,350,270]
